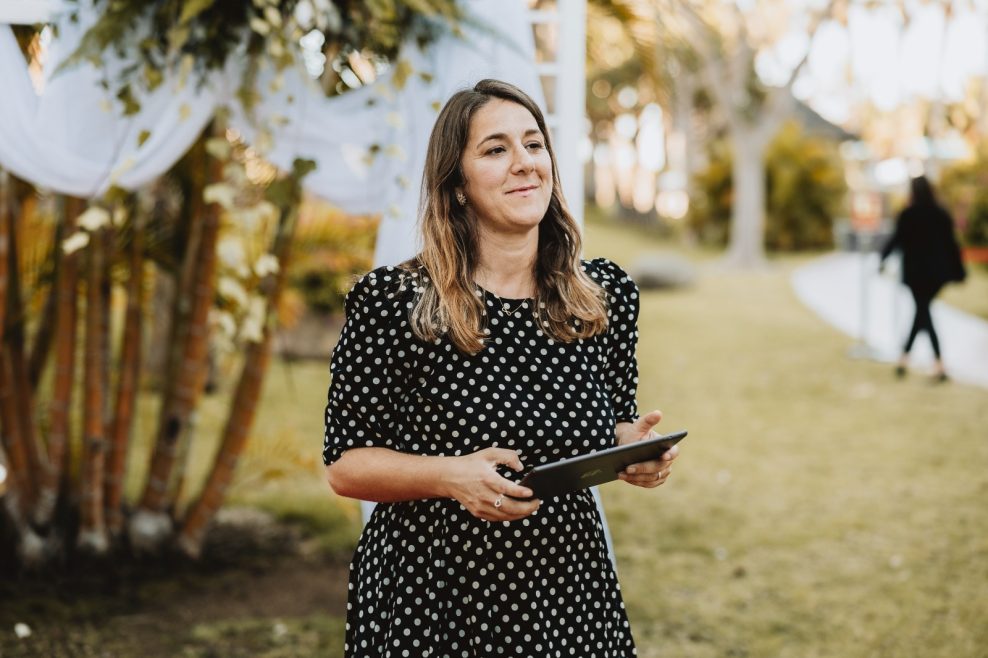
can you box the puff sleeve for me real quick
[323,267,415,466]
[588,258,640,424]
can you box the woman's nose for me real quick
[511,144,536,172]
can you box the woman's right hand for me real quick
[442,448,540,522]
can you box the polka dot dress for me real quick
[324,258,641,657]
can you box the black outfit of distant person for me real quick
[879,176,966,373]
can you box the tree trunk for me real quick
[4,183,48,518]
[0,171,9,347]
[104,216,145,537]
[0,348,32,520]
[725,130,768,267]
[27,270,57,392]
[77,227,108,555]
[131,141,221,552]
[33,196,83,528]
[178,207,297,557]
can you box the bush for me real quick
[289,199,379,314]
[689,121,848,251]
[940,147,988,247]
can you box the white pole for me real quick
[556,0,587,225]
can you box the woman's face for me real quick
[458,99,553,235]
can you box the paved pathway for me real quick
[792,252,988,389]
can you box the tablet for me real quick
[516,430,687,500]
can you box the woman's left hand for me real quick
[615,410,679,489]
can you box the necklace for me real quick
[498,297,528,316]
[481,288,529,316]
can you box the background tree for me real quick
[689,120,847,251]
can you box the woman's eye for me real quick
[486,146,506,155]
[527,142,544,151]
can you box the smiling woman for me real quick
[321,79,681,657]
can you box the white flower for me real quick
[112,206,128,227]
[203,183,237,209]
[294,1,314,29]
[241,296,268,343]
[218,276,249,308]
[249,17,271,35]
[14,623,31,639]
[77,207,111,232]
[62,232,90,254]
[217,237,247,269]
[263,6,282,27]
[210,309,238,340]
[205,137,231,160]
[254,254,280,278]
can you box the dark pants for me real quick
[904,285,941,358]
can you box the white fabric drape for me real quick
[0,1,541,266]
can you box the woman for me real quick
[323,79,678,657]
[880,175,966,381]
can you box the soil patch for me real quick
[1,508,351,657]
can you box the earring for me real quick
[455,191,467,206]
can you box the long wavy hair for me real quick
[401,79,608,355]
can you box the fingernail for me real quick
[627,466,637,474]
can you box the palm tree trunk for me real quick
[4,181,48,519]
[104,215,145,537]
[77,227,108,555]
[0,171,9,347]
[131,139,221,551]
[33,197,83,528]
[178,205,297,557]
[27,271,57,391]
[0,347,32,519]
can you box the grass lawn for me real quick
[583,218,988,657]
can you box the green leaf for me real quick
[179,0,215,25]
[116,85,141,116]
[137,130,151,147]
[391,59,413,90]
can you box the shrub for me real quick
[289,199,379,314]
[689,121,848,251]
[940,147,988,247]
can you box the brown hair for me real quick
[401,79,607,354]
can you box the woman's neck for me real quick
[474,227,538,298]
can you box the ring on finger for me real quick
[494,494,503,509]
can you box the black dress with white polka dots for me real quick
[324,258,641,657]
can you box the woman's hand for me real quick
[615,410,680,489]
[442,448,541,522]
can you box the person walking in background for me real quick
[880,175,966,382]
